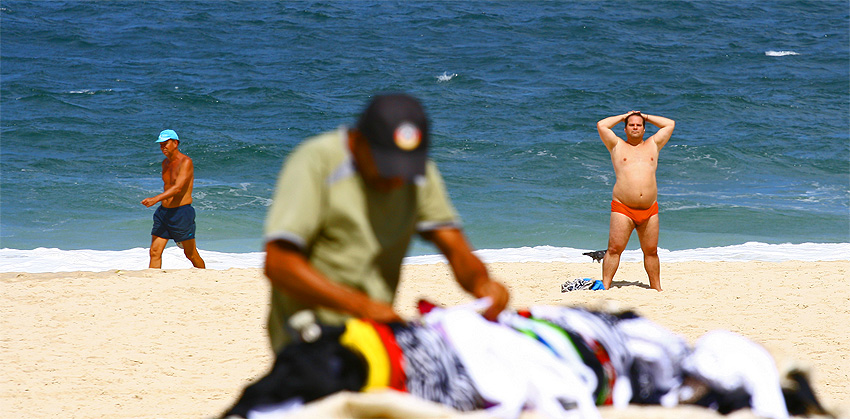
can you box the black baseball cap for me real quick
[356,94,429,182]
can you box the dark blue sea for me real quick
[2,1,848,272]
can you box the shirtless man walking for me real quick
[597,111,674,290]
[141,129,205,269]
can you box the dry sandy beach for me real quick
[2,260,848,418]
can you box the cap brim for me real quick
[371,147,427,182]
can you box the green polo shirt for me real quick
[264,127,459,351]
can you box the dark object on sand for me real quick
[583,250,606,263]
[782,368,836,417]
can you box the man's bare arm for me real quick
[644,113,675,149]
[597,112,631,151]
[423,227,509,321]
[141,158,194,207]
[264,240,403,322]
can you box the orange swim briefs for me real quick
[611,200,658,225]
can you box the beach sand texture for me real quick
[2,260,848,418]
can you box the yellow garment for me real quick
[340,319,390,391]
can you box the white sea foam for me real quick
[67,89,114,94]
[405,242,849,264]
[1,242,847,273]
[0,247,265,273]
[765,50,799,56]
[436,71,457,82]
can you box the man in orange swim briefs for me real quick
[597,111,675,290]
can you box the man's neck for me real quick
[625,136,643,146]
[164,150,185,162]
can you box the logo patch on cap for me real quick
[394,122,421,151]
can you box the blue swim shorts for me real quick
[151,204,197,243]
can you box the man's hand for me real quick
[141,197,158,207]
[425,227,511,321]
[357,299,404,323]
[265,240,405,323]
[473,280,510,321]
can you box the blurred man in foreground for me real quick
[263,94,509,351]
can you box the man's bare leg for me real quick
[636,214,661,291]
[602,213,635,289]
[149,236,168,269]
[179,238,206,268]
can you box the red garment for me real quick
[589,340,617,405]
[366,320,408,392]
[611,200,658,225]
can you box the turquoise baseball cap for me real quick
[157,129,179,143]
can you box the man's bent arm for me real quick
[264,240,402,323]
[141,158,194,207]
[597,113,630,151]
[644,113,675,149]
[424,227,509,321]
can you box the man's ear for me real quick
[349,130,372,161]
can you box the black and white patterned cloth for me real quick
[391,323,483,411]
[561,278,594,292]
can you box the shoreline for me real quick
[2,242,849,274]
[2,260,848,417]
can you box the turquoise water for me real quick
[2,1,848,260]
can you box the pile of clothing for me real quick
[222,300,833,419]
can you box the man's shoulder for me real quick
[606,138,626,152]
[281,129,351,187]
[423,159,442,178]
[163,153,193,171]
[173,153,194,165]
[293,129,344,156]
[288,129,347,167]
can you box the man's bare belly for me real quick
[161,196,193,209]
[612,184,656,210]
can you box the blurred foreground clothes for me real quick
[223,302,834,419]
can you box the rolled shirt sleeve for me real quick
[416,160,461,233]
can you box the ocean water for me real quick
[2,1,848,272]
